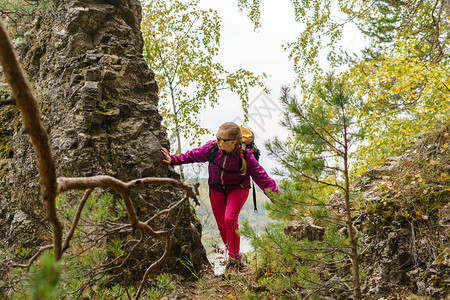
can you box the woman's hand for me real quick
[161,147,171,165]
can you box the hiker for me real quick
[161,122,280,269]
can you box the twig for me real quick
[62,188,94,253]
[145,195,189,224]
[135,232,171,300]
[10,245,54,271]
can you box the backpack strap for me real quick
[241,142,259,212]
[252,182,257,212]
[252,145,261,161]
[207,143,219,164]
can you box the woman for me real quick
[161,122,279,269]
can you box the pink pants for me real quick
[210,188,249,260]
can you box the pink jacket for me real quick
[170,140,279,194]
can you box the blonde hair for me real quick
[219,122,247,175]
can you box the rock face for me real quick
[354,122,449,298]
[284,218,325,242]
[0,0,207,277]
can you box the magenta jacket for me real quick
[170,140,279,194]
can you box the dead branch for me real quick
[56,176,199,204]
[10,245,54,271]
[146,195,190,224]
[62,188,94,253]
[135,232,171,300]
[68,232,147,298]
[0,20,63,259]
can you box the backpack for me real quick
[239,126,261,161]
[207,126,260,211]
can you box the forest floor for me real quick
[160,262,258,299]
[173,272,240,299]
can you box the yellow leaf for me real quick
[438,173,449,181]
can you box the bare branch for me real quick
[145,195,189,224]
[56,176,198,203]
[62,188,94,253]
[135,232,171,300]
[10,245,54,271]
[0,20,62,259]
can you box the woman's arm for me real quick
[246,150,280,195]
[161,140,216,166]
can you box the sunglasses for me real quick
[217,137,236,144]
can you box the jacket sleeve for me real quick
[170,140,215,166]
[246,150,280,194]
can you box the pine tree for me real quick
[242,73,365,299]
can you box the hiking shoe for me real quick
[220,261,241,280]
[225,257,246,273]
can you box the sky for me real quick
[177,0,367,178]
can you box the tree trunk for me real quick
[343,123,362,299]
[171,89,184,179]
